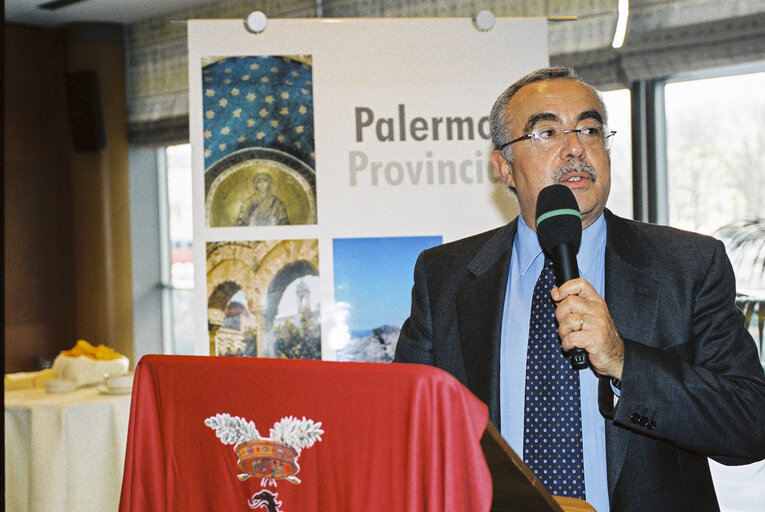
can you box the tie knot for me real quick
[540,256,555,286]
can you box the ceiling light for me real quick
[612,0,629,49]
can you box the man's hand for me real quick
[551,278,624,379]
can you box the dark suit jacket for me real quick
[394,210,765,511]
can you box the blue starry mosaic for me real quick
[202,55,315,170]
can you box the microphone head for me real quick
[535,184,582,252]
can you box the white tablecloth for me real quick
[5,386,132,512]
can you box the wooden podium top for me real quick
[481,422,596,512]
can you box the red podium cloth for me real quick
[119,355,492,512]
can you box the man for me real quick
[394,67,765,511]
[236,172,290,226]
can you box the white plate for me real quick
[98,385,132,395]
[46,378,77,393]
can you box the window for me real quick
[161,144,194,354]
[665,70,765,235]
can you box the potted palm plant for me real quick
[715,218,765,366]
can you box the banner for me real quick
[188,17,548,360]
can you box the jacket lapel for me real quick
[603,211,662,497]
[457,220,517,428]
[604,213,661,345]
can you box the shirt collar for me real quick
[579,212,607,276]
[515,215,544,277]
[514,212,607,277]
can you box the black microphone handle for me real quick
[550,244,579,283]
[550,244,590,370]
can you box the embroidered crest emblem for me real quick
[247,489,282,512]
[205,413,323,486]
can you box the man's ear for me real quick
[490,149,515,188]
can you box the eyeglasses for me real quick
[499,123,616,153]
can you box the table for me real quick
[5,386,132,512]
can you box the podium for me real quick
[119,355,592,511]
[482,422,595,512]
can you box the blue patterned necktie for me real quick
[522,257,586,499]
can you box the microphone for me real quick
[535,184,589,370]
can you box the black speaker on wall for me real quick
[65,71,106,152]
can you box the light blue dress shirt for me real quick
[500,213,609,512]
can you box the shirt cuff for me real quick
[610,378,622,397]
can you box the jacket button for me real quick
[639,415,649,427]
[630,413,641,424]
[647,419,656,430]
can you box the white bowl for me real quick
[52,354,129,387]
[105,374,133,391]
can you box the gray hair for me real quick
[489,67,608,164]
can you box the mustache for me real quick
[554,160,597,183]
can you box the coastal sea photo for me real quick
[332,236,441,362]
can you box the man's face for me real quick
[490,79,612,230]
[255,178,270,193]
